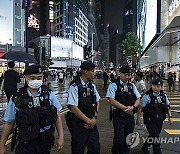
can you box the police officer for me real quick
[0,64,64,154]
[67,61,100,154]
[106,65,141,154]
[137,78,172,154]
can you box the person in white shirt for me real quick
[135,72,146,96]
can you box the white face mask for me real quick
[28,80,43,89]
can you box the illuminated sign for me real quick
[49,1,54,23]
[28,14,40,30]
[169,0,180,16]
[51,37,72,58]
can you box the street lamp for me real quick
[91,33,95,62]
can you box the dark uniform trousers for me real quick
[143,121,163,154]
[71,115,100,154]
[112,112,135,154]
[15,131,52,154]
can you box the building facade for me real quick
[0,0,24,47]
[28,0,53,42]
[139,0,180,80]
[54,0,89,47]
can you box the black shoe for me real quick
[141,146,150,154]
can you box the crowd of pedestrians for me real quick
[0,61,174,154]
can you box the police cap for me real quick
[23,64,43,75]
[152,78,163,86]
[80,61,95,70]
[119,65,132,73]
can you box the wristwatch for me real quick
[133,105,137,112]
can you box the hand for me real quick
[55,137,64,151]
[84,118,96,129]
[123,106,134,115]
[168,117,173,125]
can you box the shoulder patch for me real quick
[12,92,21,107]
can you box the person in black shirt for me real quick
[3,61,21,101]
[103,69,110,92]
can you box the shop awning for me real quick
[152,16,180,47]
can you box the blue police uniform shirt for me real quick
[67,78,100,106]
[106,80,141,109]
[3,87,62,132]
[140,93,170,108]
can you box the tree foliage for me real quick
[122,32,142,56]
[42,59,54,67]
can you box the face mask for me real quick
[28,80,43,89]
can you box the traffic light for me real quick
[83,45,92,60]
[83,45,88,60]
[88,46,92,58]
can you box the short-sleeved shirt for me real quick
[4,69,21,92]
[3,87,62,132]
[140,92,170,108]
[135,80,146,95]
[67,78,100,106]
[106,80,141,109]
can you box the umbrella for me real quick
[1,51,37,63]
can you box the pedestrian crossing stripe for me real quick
[169,98,180,100]
[169,101,180,104]
[164,118,180,122]
[171,110,180,113]
[5,134,12,145]
[5,138,12,145]
[170,105,180,107]
[60,108,69,115]
[164,129,180,135]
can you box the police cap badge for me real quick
[152,78,163,86]
[23,64,43,75]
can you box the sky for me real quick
[0,0,13,45]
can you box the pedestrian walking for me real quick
[137,78,172,154]
[134,71,146,96]
[110,69,116,82]
[1,61,21,101]
[106,65,141,154]
[167,72,174,92]
[103,69,110,92]
[66,61,100,154]
[0,64,64,154]
[58,71,64,83]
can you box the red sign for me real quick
[0,52,5,58]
